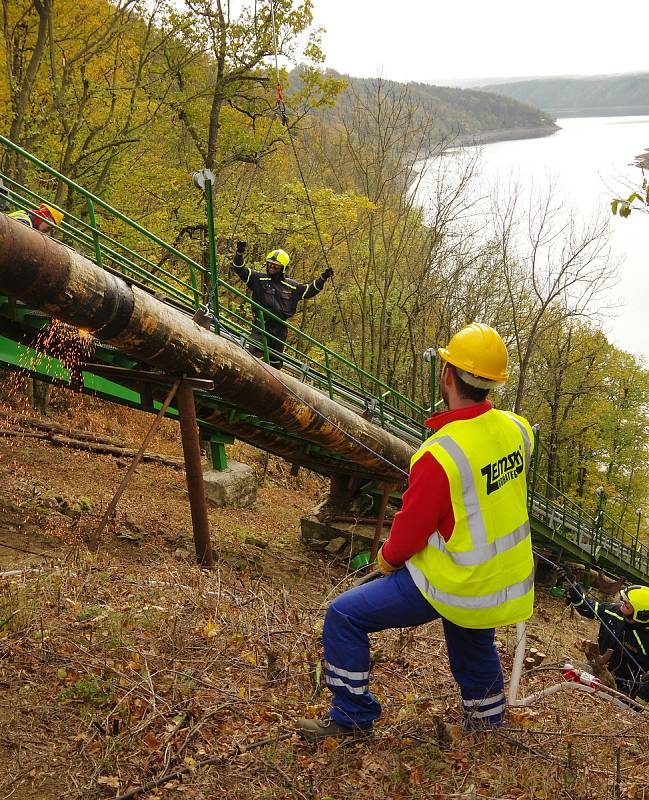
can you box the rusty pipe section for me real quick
[0,214,415,479]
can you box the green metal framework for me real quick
[0,134,427,445]
[0,134,648,582]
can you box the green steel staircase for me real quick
[0,134,647,582]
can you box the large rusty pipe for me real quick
[0,214,415,479]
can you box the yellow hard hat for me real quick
[621,585,649,624]
[39,203,64,226]
[438,322,509,383]
[265,249,290,269]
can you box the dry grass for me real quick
[0,391,647,800]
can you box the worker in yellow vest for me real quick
[296,323,535,740]
[7,203,64,234]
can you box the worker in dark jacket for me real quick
[231,240,333,368]
[567,582,649,701]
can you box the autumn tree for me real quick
[300,77,493,402]
[490,181,617,413]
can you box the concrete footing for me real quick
[301,515,387,559]
[203,460,257,508]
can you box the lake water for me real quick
[422,116,649,361]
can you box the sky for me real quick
[309,1,648,84]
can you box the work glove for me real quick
[377,545,401,575]
[556,565,573,586]
[321,267,334,281]
[565,580,585,605]
[236,240,247,254]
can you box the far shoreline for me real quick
[449,124,560,148]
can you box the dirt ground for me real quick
[0,388,648,800]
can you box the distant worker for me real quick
[566,580,649,701]
[295,323,535,740]
[231,240,333,368]
[8,203,64,234]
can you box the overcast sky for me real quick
[310,1,648,84]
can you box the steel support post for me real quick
[177,380,214,568]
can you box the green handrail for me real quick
[0,135,207,291]
[3,179,202,306]
[0,133,429,435]
[529,475,649,570]
[1,131,648,579]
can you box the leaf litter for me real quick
[0,393,647,799]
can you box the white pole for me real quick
[508,621,527,705]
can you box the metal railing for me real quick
[0,134,429,443]
[527,430,649,576]
[2,134,647,580]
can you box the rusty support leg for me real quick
[90,380,180,551]
[177,380,214,568]
[370,483,391,565]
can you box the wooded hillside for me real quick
[299,69,558,142]
[1,0,648,534]
[484,72,649,115]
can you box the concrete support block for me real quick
[324,536,348,555]
[203,460,257,508]
[301,516,384,557]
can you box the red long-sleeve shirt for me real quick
[381,400,493,567]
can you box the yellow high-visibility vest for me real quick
[7,209,33,227]
[407,408,535,629]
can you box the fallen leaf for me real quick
[143,732,160,749]
[202,619,220,638]
[97,775,120,788]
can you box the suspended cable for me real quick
[282,122,369,394]
[203,0,375,402]
[269,1,282,93]
[267,2,368,394]
[204,111,277,310]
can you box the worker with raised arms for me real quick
[231,240,333,368]
[295,323,535,739]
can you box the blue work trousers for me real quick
[322,567,506,728]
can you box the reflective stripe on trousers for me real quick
[324,661,370,696]
[462,692,506,727]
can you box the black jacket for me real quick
[231,254,326,324]
[569,584,649,697]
